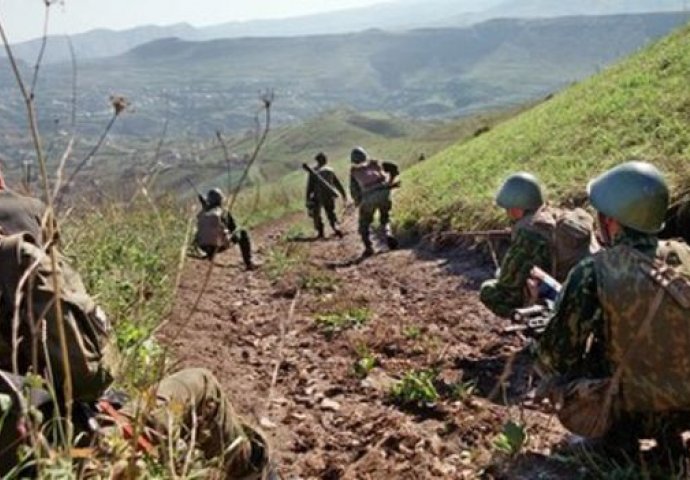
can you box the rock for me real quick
[259,417,278,430]
[361,368,396,393]
[320,399,341,412]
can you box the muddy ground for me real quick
[159,213,576,479]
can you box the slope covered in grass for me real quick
[396,22,690,235]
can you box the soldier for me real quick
[479,172,595,318]
[0,231,277,478]
[0,166,52,245]
[349,147,399,257]
[196,188,254,270]
[536,161,690,449]
[305,152,347,239]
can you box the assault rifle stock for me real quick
[301,163,342,198]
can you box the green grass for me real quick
[389,369,440,407]
[315,307,371,337]
[396,22,690,236]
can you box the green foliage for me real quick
[390,370,439,406]
[263,244,303,281]
[397,24,690,235]
[450,380,477,402]
[403,325,422,340]
[493,421,528,456]
[62,200,189,386]
[315,307,371,337]
[353,344,377,378]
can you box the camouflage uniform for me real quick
[305,164,346,237]
[0,232,270,478]
[196,194,253,268]
[0,189,51,246]
[350,160,397,253]
[479,210,552,318]
[537,229,690,442]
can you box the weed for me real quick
[450,380,477,401]
[353,344,377,378]
[403,325,422,339]
[493,420,528,457]
[299,267,340,293]
[315,307,371,338]
[263,244,302,281]
[390,370,439,406]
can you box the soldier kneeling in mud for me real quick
[0,232,278,479]
[349,146,400,257]
[536,161,690,454]
[196,187,255,270]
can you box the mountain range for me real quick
[2,0,686,65]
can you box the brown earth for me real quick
[159,212,575,479]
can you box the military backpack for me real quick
[0,233,119,402]
[519,206,597,282]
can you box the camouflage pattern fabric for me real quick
[306,165,346,237]
[537,230,690,440]
[119,368,270,480]
[479,215,552,318]
[0,233,119,402]
[357,189,392,251]
[0,189,51,246]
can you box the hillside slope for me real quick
[396,21,690,234]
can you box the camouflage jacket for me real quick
[539,230,690,414]
[479,212,552,318]
[306,165,347,204]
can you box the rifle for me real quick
[505,302,553,337]
[456,229,511,238]
[301,163,342,198]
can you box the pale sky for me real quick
[0,0,390,43]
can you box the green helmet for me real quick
[587,161,669,233]
[207,188,224,208]
[351,147,368,164]
[495,172,544,210]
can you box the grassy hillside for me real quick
[396,21,690,234]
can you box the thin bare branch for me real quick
[51,36,78,202]
[228,90,274,212]
[29,1,52,98]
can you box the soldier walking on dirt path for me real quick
[196,188,255,270]
[305,152,347,239]
[349,146,400,257]
[0,231,278,479]
[0,165,54,246]
[480,172,596,318]
[535,161,690,453]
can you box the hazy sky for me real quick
[0,0,391,42]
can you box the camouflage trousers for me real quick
[547,376,690,448]
[479,278,525,319]
[0,368,270,479]
[310,197,340,237]
[199,230,253,268]
[358,189,392,250]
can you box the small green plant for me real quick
[300,267,340,293]
[450,380,477,401]
[353,344,377,378]
[493,420,527,456]
[264,245,302,280]
[390,370,439,406]
[403,325,421,339]
[315,307,371,337]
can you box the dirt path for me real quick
[159,213,569,479]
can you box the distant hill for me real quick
[396,18,690,235]
[2,0,684,64]
[12,12,687,139]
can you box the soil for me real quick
[159,212,573,479]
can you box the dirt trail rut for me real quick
[159,213,568,479]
